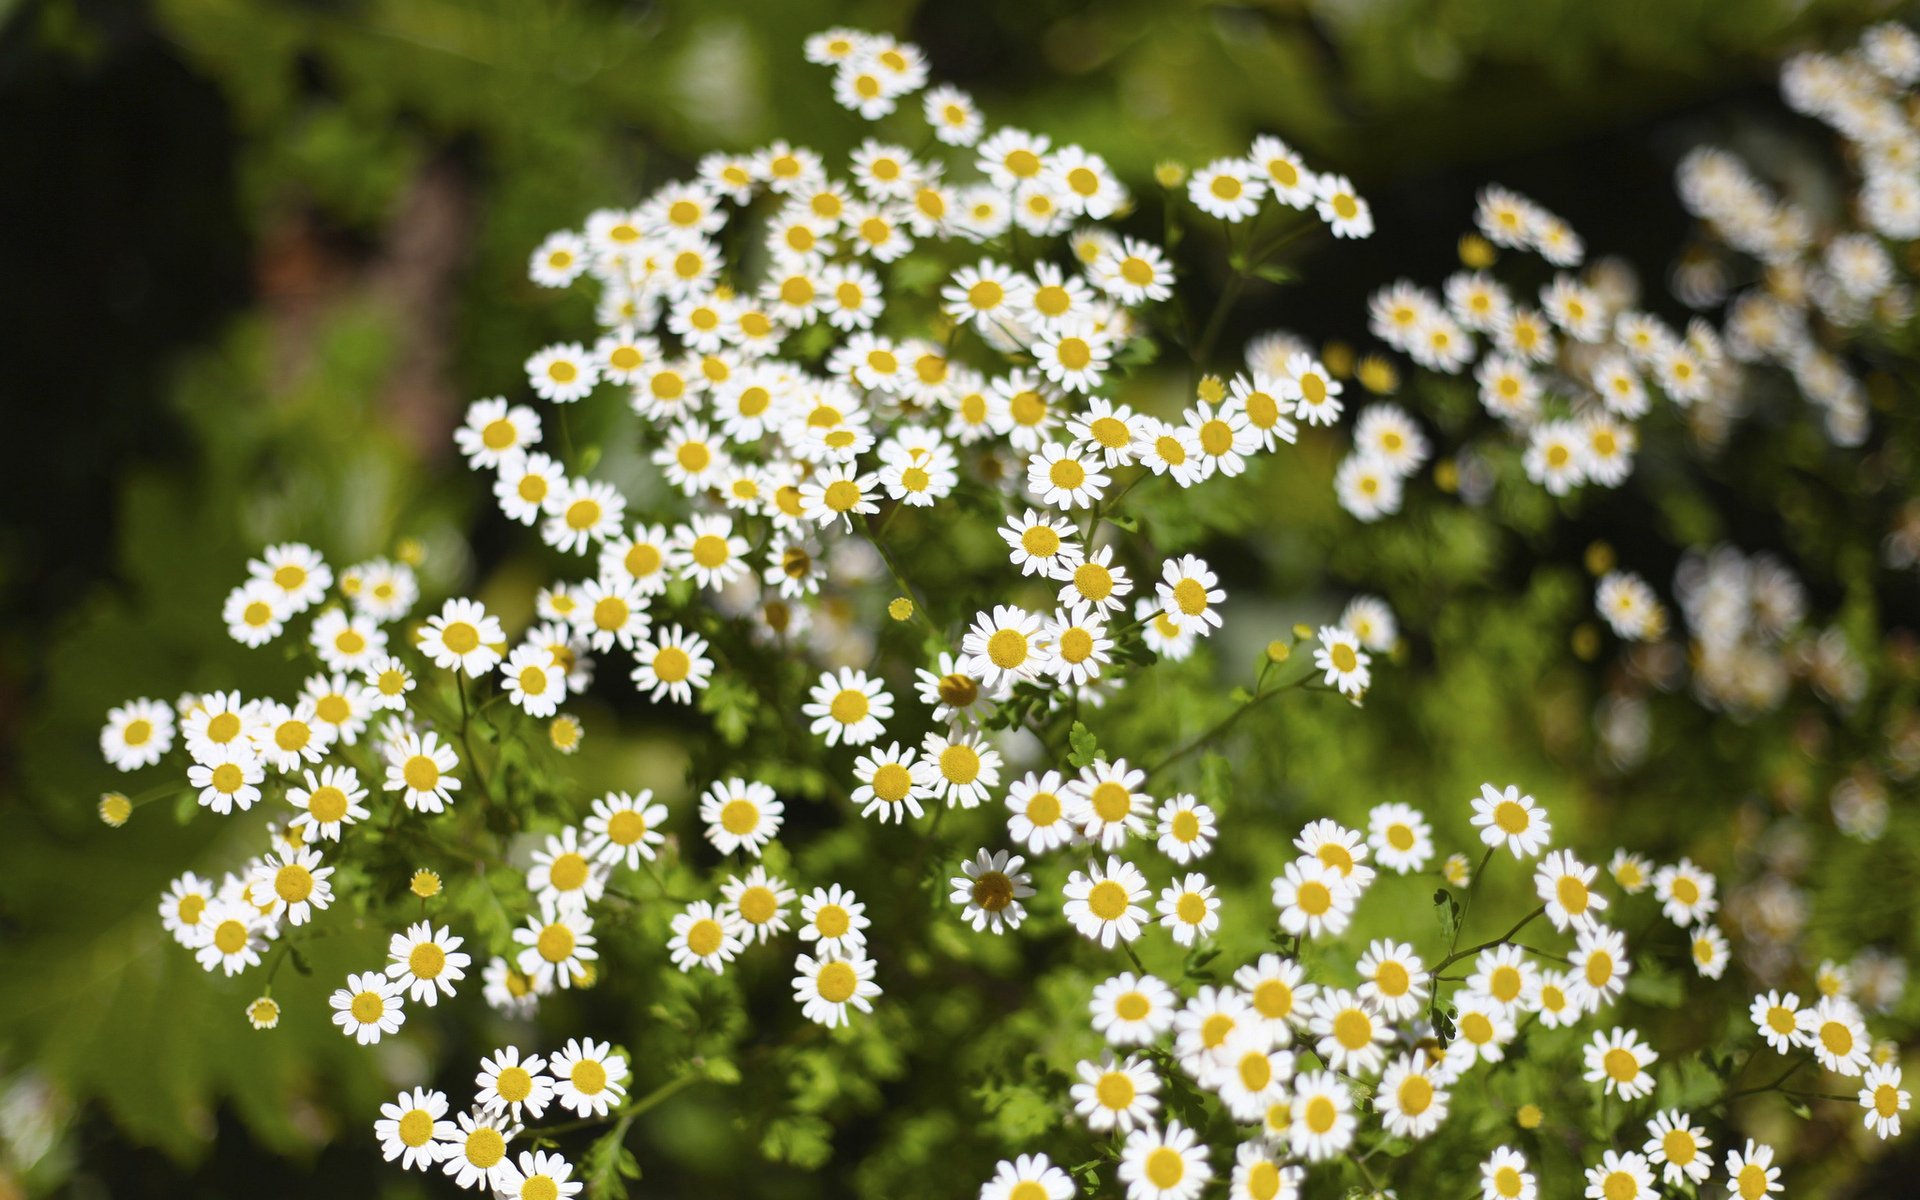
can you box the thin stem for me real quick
[1193,271,1247,371]
[1445,846,1497,960]
[1144,676,1301,780]
[859,514,943,643]
[1121,940,1148,975]
[1434,903,1547,974]
[525,1068,709,1139]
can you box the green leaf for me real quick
[1067,721,1102,769]
[1434,889,1462,945]
[760,1114,834,1169]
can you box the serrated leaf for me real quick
[1067,721,1102,769]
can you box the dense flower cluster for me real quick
[1676,22,1920,449]
[91,22,1914,1200]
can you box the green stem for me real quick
[1434,903,1547,974]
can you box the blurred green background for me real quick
[6,0,1920,1196]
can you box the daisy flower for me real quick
[923,727,1002,809]
[1288,1070,1356,1162]
[1118,1120,1211,1200]
[1157,556,1224,633]
[1334,452,1402,521]
[570,577,648,653]
[549,1038,628,1118]
[249,542,331,611]
[1155,794,1217,863]
[1189,157,1265,221]
[189,747,264,814]
[793,951,881,1028]
[100,697,174,770]
[420,598,506,677]
[481,956,544,1018]
[1032,322,1113,395]
[922,84,983,146]
[1315,173,1373,236]
[250,700,333,773]
[1070,1053,1161,1133]
[1173,986,1256,1071]
[1231,1142,1300,1200]
[475,1046,553,1122]
[1092,237,1174,305]
[1134,419,1207,487]
[630,625,714,705]
[1307,987,1390,1075]
[496,452,565,525]
[385,730,461,813]
[1481,1146,1536,1200]
[528,826,605,913]
[223,579,286,646]
[1653,858,1718,926]
[1000,509,1084,579]
[1469,944,1537,1015]
[582,790,667,870]
[700,777,783,855]
[500,644,566,718]
[1357,939,1428,1021]
[1043,603,1113,687]
[192,900,265,975]
[511,902,597,991]
[1295,818,1375,893]
[1530,969,1582,1029]
[159,873,213,943]
[1271,858,1355,939]
[1570,923,1630,1013]
[247,846,333,926]
[1273,354,1346,432]
[804,667,893,747]
[526,342,597,402]
[1859,1063,1909,1139]
[961,606,1051,689]
[1724,1140,1782,1200]
[799,884,870,957]
[455,396,541,468]
[1068,759,1151,850]
[1470,783,1552,858]
[1235,955,1312,1045]
[1366,802,1434,873]
[1378,1052,1449,1139]
[1584,1026,1659,1099]
[980,1153,1072,1200]
[1063,856,1151,948]
[387,920,469,1006]
[1583,1150,1655,1200]
[1750,990,1808,1054]
[721,866,796,945]
[668,901,746,974]
[1446,994,1517,1077]
[1091,972,1178,1046]
[331,970,406,1045]
[1313,625,1372,697]
[951,849,1034,933]
[1644,1110,1713,1186]
[1006,770,1077,853]
[851,742,933,823]
[669,514,750,590]
[375,1086,451,1171]
[1690,925,1730,979]
[1027,440,1109,507]
[493,1151,583,1200]
[364,655,415,711]
[1806,996,1870,1075]
[1535,850,1607,932]
[1157,874,1220,947]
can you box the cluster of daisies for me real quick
[1590,545,1866,736]
[1676,21,1920,449]
[370,1036,624,1197]
[977,784,1909,1200]
[1337,185,1731,522]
